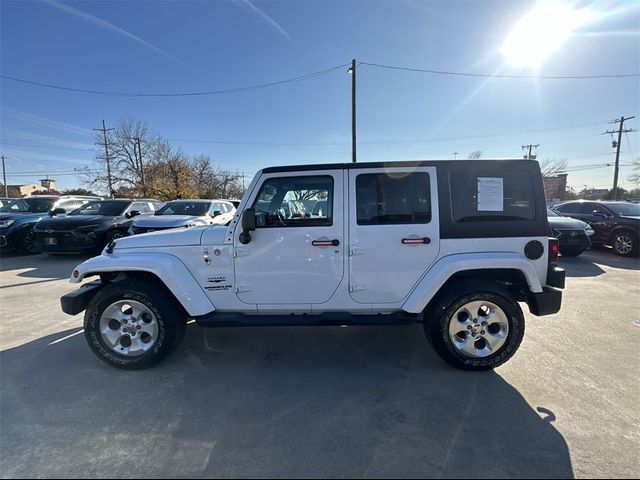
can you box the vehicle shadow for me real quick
[0,251,91,284]
[1,324,574,478]
[559,248,640,278]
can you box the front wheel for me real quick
[560,246,585,257]
[612,231,638,257]
[424,281,525,371]
[84,279,187,370]
[17,227,41,255]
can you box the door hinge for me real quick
[236,283,251,293]
[349,246,366,256]
[349,284,366,293]
[234,247,250,258]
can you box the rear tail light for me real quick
[549,238,560,263]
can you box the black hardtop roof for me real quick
[262,159,537,174]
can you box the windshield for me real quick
[70,200,130,216]
[604,203,640,216]
[547,209,558,217]
[0,197,57,213]
[155,201,210,216]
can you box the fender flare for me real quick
[70,252,215,316]
[402,252,543,314]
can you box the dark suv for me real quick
[33,198,162,254]
[551,200,640,257]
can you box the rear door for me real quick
[348,167,439,304]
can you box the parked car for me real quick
[33,198,162,254]
[0,195,99,254]
[551,200,640,257]
[129,199,236,235]
[61,159,565,371]
[546,208,594,257]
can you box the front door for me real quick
[348,167,440,304]
[234,171,344,305]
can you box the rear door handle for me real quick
[312,239,340,247]
[401,237,431,245]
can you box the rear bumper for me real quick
[60,280,103,315]
[527,266,565,316]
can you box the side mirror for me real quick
[212,210,222,218]
[593,210,607,218]
[239,208,256,244]
[49,207,66,217]
[126,210,141,219]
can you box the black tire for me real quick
[560,246,585,257]
[16,227,41,255]
[611,230,638,257]
[84,278,187,370]
[424,280,525,371]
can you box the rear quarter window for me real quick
[450,170,536,222]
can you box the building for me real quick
[543,174,568,204]
[0,179,58,198]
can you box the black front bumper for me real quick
[60,280,103,315]
[33,231,100,254]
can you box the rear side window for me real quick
[556,203,583,214]
[450,170,535,222]
[356,172,431,225]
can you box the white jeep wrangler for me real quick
[61,160,565,371]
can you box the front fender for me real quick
[402,252,543,314]
[70,252,215,316]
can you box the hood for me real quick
[133,215,210,228]
[35,215,115,231]
[0,212,47,223]
[115,225,211,249]
[548,216,588,230]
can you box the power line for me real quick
[359,62,640,80]
[0,64,349,97]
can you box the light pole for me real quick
[348,59,356,163]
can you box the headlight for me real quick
[584,225,595,236]
[0,220,15,228]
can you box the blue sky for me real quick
[1,0,638,192]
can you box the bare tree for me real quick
[628,157,640,186]
[539,158,568,177]
[468,150,483,159]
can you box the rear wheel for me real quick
[560,246,585,257]
[424,281,525,371]
[611,231,638,257]
[84,279,187,370]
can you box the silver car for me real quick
[129,199,236,235]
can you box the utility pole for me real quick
[1,155,7,197]
[132,136,146,196]
[94,120,115,198]
[603,116,635,200]
[522,144,539,160]
[348,59,357,163]
[453,152,458,160]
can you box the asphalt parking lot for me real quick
[0,248,638,479]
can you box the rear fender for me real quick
[70,252,215,316]
[402,252,543,314]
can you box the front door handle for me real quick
[312,239,340,247]
[401,237,431,245]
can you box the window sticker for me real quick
[477,177,504,212]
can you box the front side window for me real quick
[556,203,583,214]
[450,170,535,222]
[356,172,431,225]
[252,176,333,227]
